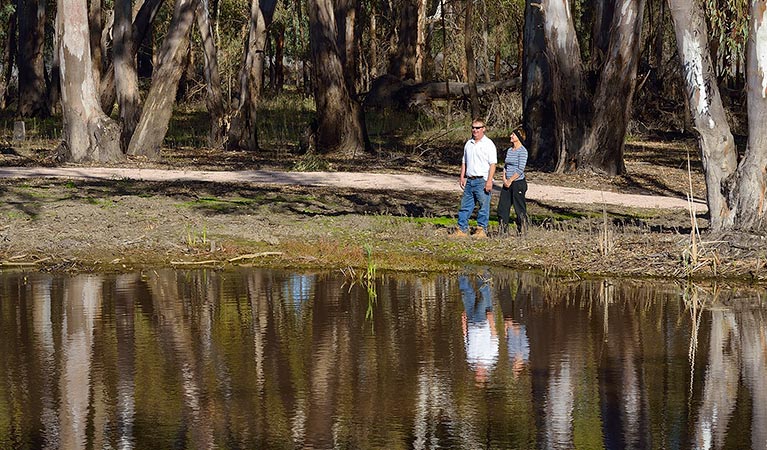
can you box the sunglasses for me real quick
[471,126,484,130]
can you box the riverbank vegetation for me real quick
[1,0,765,280]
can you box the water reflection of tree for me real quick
[4,271,767,448]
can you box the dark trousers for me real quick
[497,179,528,233]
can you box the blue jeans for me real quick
[457,178,491,232]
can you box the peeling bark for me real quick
[732,0,767,232]
[57,0,122,163]
[540,0,587,172]
[668,0,736,231]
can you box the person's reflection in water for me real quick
[460,274,499,384]
[504,318,530,378]
[499,283,530,378]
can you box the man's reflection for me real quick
[460,274,498,383]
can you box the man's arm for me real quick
[459,162,467,189]
[484,163,496,193]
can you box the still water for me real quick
[0,268,765,449]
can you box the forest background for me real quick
[0,0,766,280]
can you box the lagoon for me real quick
[0,268,764,449]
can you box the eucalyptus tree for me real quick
[227,0,278,151]
[525,0,646,175]
[667,0,735,230]
[17,0,48,117]
[669,0,767,233]
[127,0,200,159]
[196,0,226,147]
[114,0,142,149]
[307,0,369,156]
[0,7,15,110]
[521,0,555,167]
[463,0,480,118]
[389,0,428,82]
[57,0,122,162]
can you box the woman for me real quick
[497,129,528,235]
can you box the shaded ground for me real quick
[1,137,765,283]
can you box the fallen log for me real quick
[363,74,522,109]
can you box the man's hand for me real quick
[484,179,493,193]
[460,176,466,190]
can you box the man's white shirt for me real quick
[463,136,497,179]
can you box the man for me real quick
[453,119,497,238]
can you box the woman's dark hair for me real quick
[513,128,526,144]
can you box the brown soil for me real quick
[1,138,765,284]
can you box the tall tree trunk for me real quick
[731,0,767,232]
[522,0,556,168]
[272,22,285,92]
[653,0,665,71]
[17,0,48,117]
[415,0,427,82]
[114,0,142,151]
[89,0,103,92]
[588,0,614,71]
[369,2,378,81]
[667,0,736,231]
[334,0,360,92]
[127,0,200,159]
[0,11,16,110]
[481,1,490,83]
[308,0,368,156]
[540,0,587,172]
[226,0,277,151]
[196,0,226,148]
[100,0,166,117]
[579,0,646,175]
[57,0,123,162]
[175,40,194,102]
[48,11,61,115]
[464,0,480,118]
[98,10,115,113]
[389,0,420,81]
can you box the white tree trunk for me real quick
[539,0,586,172]
[667,0,737,231]
[57,0,122,162]
[732,0,767,231]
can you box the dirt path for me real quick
[0,166,707,212]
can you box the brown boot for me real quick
[473,228,487,239]
[450,228,469,238]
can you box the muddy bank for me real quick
[1,176,765,285]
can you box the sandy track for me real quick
[0,166,707,212]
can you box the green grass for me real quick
[86,198,116,208]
